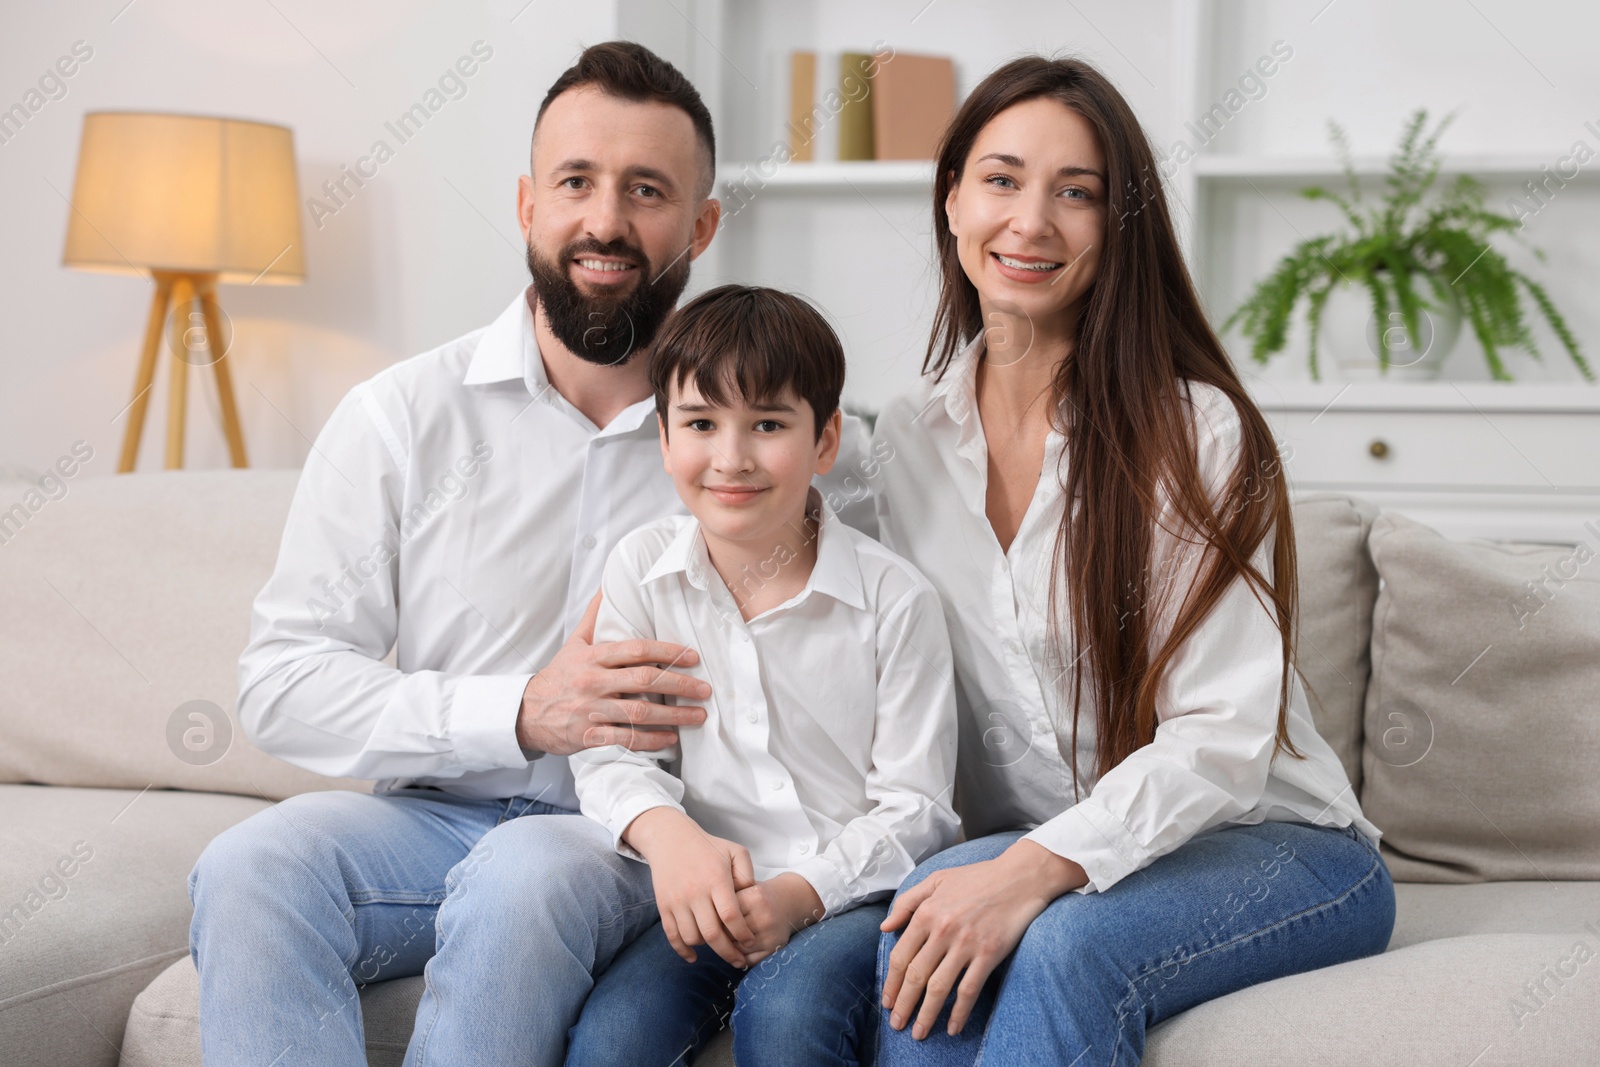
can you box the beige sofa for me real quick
[0,470,1595,1067]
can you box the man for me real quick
[189,42,876,1066]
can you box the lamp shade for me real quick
[62,112,305,285]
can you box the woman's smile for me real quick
[990,250,1068,283]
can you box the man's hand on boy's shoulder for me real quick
[516,590,714,756]
[624,807,759,969]
[735,873,826,964]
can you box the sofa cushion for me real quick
[1290,493,1380,793]
[1390,881,1600,950]
[121,959,740,1067]
[125,885,1600,1067]
[1361,512,1600,882]
[1142,934,1600,1065]
[0,470,366,801]
[0,784,271,1067]
[121,959,425,1067]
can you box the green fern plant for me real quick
[1222,109,1592,382]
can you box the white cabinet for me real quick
[1252,382,1600,542]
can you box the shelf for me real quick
[715,155,1588,191]
[716,160,935,192]
[1193,153,1593,183]
[1246,380,1600,413]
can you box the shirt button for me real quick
[580,534,596,549]
[797,842,811,854]
[771,780,784,791]
[747,712,759,724]
[736,632,750,643]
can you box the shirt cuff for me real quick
[450,673,536,773]
[605,793,686,863]
[1023,799,1149,896]
[788,856,853,919]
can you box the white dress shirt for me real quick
[571,490,961,917]
[237,289,879,810]
[871,334,1382,896]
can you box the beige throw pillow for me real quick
[1291,493,1381,794]
[0,470,366,801]
[1361,511,1600,882]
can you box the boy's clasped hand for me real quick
[625,807,826,969]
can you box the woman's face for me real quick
[945,97,1107,341]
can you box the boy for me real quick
[563,285,960,1066]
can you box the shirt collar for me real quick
[463,288,543,389]
[464,286,656,437]
[642,486,867,612]
[936,333,985,426]
[926,333,1071,461]
[916,333,986,460]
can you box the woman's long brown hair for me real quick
[925,55,1306,799]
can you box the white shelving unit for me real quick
[624,2,1599,539]
[1191,154,1600,181]
[1172,1,1600,538]
[1171,2,1600,390]
[717,160,933,192]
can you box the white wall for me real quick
[3,0,1595,478]
[0,0,616,477]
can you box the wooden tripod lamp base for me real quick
[117,270,250,473]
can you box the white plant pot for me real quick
[1319,280,1463,381]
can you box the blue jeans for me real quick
[876,820,1395,1066]
[187,787,658,1067]
[568,902,888,1067]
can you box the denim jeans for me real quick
[568,901,888,1067]
[876,820,1395,1066]
[187,786,658,1067]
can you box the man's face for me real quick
[520,86,720,366]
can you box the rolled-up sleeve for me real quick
[1024,388,1289,894]
[236,384,532,781]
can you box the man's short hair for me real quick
[649,286,846,441]
[535,41,716,199]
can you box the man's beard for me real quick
[526,236,691,367]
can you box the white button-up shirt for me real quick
[571,491,961,916]
[871,335,1381,895]
[237,290,880,810]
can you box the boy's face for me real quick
[660,379,842,549]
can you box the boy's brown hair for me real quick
[649,285,846,440]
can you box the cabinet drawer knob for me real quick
[1368,438,1390,459]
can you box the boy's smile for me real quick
[703,483,769,506]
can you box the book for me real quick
[837,52,876,161]
[871,53,955,161]
[787,51,817,162]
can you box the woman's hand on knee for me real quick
[879,866,1018,1040]
[879,842,1086,1039]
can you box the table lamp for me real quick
[62,112,305,472]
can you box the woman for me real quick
[870,56,1395,1064]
